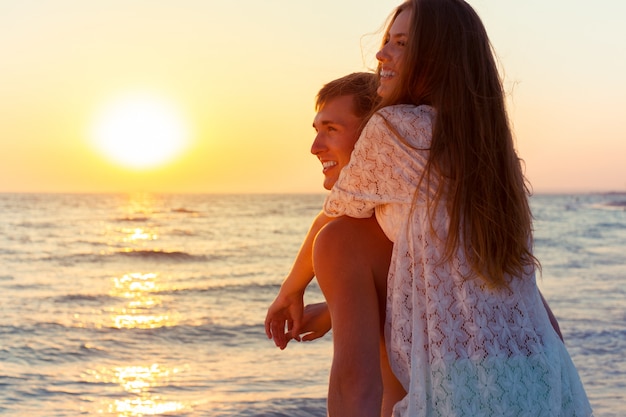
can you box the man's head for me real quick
[311,73,379,190]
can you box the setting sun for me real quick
[90,92,191,169]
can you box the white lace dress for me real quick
[323,105,592,417]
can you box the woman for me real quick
[318,0,592,416]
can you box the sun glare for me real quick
[90,92,191,169]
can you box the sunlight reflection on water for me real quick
[122,227,159,242]
[84,363,191,416]
[109,272,179,329]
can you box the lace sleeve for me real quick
[323,105,434,218]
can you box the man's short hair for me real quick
[316,72,379,119]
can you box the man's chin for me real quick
[323,173,340,190]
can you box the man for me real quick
[265,72,405,417]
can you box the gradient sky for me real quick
[1,0,625,194]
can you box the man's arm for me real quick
[265,210,333,349]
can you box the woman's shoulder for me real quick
[370,105,435,146]
[376,104,436,122]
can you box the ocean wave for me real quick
[75,239,109,247]
[12,319,268,348]
[604,200,626,210]
[210,397,326,417]
[15,221,57,229]
[171,207,199,214]
[170,228,196,236]
[568,327,626,354]
[1,336,109,366]
[4,305,264,338]
[160,280,281,296]
[3,283,52,291]
[43,249,214,264]
[591,200,626,211]
[50,281,283,304]
[53,293,114,305]
[131,322,269,347]
[114,216,151,222]
[114,249,209,262]
[0,248,20,256]
[594,221,626,230]
[0,324,28,337]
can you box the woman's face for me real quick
[376,9,411,99]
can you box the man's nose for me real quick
[310,133,325,155]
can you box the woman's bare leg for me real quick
[313,216,403,417]
[367,219,406,417]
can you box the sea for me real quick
[0,192,624,417]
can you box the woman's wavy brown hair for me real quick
[378,0,539,287]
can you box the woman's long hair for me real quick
[378,0,539,287]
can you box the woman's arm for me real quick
[265,210,333,349]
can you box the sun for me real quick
[90,92,191,169]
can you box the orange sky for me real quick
[1,0,625,194]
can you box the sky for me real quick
[1,0,625,194]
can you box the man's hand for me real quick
[265,289,305,350]
[298,302,332,342]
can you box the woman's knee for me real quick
[314,218,367,285]
[315,216,388,255]
[313,217,390,290]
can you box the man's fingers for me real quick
[300,331,317,342]
[264,318,273,339]
[291,316,303,341]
